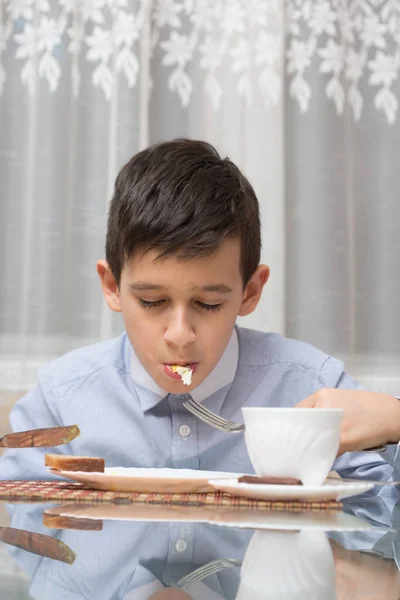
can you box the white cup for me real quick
[242,407,344,486]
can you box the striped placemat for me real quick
[0,481,342,511]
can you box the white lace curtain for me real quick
[2,1,400,120]
[0,0,399,392]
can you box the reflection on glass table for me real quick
[0,490,398,599]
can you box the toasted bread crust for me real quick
[43,512,103,530]
[45,454,105,472]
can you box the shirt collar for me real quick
[130,328,239,410]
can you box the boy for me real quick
[1,139,399,483]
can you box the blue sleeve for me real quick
[371,499,400,569]
[0,380,65,481]
[382,443,400,481]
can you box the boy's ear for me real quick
[238,264,270,316]
[96,260,122,313]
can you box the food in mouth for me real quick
[169,365,193,385]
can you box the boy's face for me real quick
[97,238,269,394]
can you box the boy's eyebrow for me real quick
[199,284,232,293]
[129,282,233,293]
[129,282,164,290]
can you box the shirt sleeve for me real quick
[0,378,65,481]
[383,443,400,481]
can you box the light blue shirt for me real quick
[0,326,399,488]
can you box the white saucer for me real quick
[208,478,375,502]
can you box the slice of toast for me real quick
[45,454,105,473]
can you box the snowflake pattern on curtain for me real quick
[0,0,399,123]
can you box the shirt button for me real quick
[175,539,187,552]
[179,424,191,438]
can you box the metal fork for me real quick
[176,558,241,589]
[183,397,245,432]
[182,396,387,452]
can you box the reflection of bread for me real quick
[43,512,103,531]
[45,454,105,472]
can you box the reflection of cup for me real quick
[236,529,336,600]
[242,407,343,486]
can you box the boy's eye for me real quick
[139,299,166,309]
[138,299,222,312]
[196,302,222,313]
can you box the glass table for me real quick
[0,489,399,599]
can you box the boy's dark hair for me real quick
[106,139,261,286]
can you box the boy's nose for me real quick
[164,312,195,348]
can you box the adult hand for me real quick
[296,389,400,455]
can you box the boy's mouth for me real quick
[163,363,198,385]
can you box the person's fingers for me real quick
[295,395,317,408]
[337,432,370,456]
